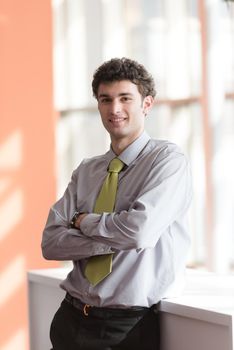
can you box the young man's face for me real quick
[97,80,154,148]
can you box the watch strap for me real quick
[70,211,81,228]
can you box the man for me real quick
[42,57,192,350]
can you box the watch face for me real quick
[70,211,80,228]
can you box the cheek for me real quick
[131,106,145,121]
[99,109,108,121]
[101,117,109,128]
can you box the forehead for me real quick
[97,80,141,98]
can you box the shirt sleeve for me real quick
[41,168,112,261]
[80,150,193,250]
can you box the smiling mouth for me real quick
[109,117,126,123]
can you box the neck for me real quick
[110,132,143,155]
[111,140,128,155]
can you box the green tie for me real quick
[84,158,124,286]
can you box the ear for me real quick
[142,96,154,116]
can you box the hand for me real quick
[75,213,88,229]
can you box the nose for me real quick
[110,100,121,115]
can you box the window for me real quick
[52,0,234,272]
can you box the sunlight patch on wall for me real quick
[1,328,27,350]
[0,130,23,242]
[0,130,22,170]
[0,189,23,242]
[0,178,11,196]
[0,255,26,307]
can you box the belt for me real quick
[64,292,151,318]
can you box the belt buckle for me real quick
[83,304,91,316]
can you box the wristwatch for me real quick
[70,211,81,229]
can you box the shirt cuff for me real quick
[91,244,113,255]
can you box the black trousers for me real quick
[50,299,160,350]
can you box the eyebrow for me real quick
[98,92,134,99]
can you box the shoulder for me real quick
[146,139,187,160]
[143,140,192,182]
[82,152,108,165]
[72,151,110,176]
[148,139,183,153]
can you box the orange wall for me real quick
[0,1,58,349]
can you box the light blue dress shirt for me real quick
[42,131,192,308]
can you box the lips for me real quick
[109,117,126,124]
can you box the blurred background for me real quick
[0,0,234,348]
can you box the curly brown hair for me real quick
[92,57,156,99]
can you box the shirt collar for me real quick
[108,131,151,166]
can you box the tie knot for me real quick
[108,158,124,173]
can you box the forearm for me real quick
[80,155,192,250]
[80,203,178,251]
[41,209,112,261]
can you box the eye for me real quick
[121,96,132,102]
[99,97,111,104]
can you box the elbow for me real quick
[121,210,151,250]
[131,233,144,249]
[42,251,51,260]
[41,243,54,260]
[134,237,150,250]
[128,225,156,250]
[41,249,50,261]
[126,232,149,250]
